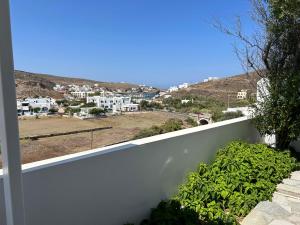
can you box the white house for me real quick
[181,99,191,104]
[71,91,95,99]
[203,77,219,82]
[17,97,57,115]
[178,83,189,89]
[121,103,139,112]
[237,89,248,100]
[168,86,179,92]
[87,95,138,113]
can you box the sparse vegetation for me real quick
[80,102,96,108]
[163,95,225,115]
[139,100,163,111]
[89,108,106,116]
[133,118,184,139]
[212,110,244,122]
[185,117,198,127]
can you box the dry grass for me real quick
[5,112,188,166]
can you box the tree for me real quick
[48,108,58,114]
[33,107,41,113]
[89,108,105,117]
[81,102,96,108]
[218,0,300,149]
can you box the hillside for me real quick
[172,72,260,103]
[14,70,139,99]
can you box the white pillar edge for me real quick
[0,1,26,225]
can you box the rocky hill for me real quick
[14,70,140,99]
[172,72,260,103]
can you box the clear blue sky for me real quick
[10,0,254,88]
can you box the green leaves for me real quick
[176,141,297,223]
[126,141,297,225]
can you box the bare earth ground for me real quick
[3,112,188,166]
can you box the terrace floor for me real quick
[243,171,300,225]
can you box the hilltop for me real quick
[171,72,260,103]
[14,70,140,99]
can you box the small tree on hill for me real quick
[89,108,105,117]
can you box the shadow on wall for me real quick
[264,134,300,153]
[291,139,300,153]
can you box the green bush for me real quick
[139,200,201,225]
[89,108,106,116]
[176,141,297,223]
[33,107,41,113]
[185,117,198,127]
[80,102,96,108]
[134,119,183,139]
[128,141,297,225]
[213,111,244,122]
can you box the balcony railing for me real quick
[0,117,261,225]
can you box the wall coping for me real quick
[0,116,250,177]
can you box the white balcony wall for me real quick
[0,117,261,225]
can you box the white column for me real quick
[0,1,26,225]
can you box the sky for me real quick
[10,0,255,88]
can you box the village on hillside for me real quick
[16,73,259,125]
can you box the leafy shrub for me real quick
[89,108,106,116]
[33,107,41,113]
[65,107,81,114]
[140,100,163,111]
[128,200,201,225]
[48,108,58,114]
[134,119,183,139]
[185,117,198,127]
[128,141,297,225]
[176,141,297,223]
[80,102,96,108]
[213,111,244,122]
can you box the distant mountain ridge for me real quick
[14,70,140,99]
[14,70,260,103]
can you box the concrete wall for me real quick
[0,117,261,225]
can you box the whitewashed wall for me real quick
[0,117,261,225]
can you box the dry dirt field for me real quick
[10,111,188,166]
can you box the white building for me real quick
[203,77,219,82]
[53,84,65,92]
[71,91,95,99]
[87,95,139,113]
[178,83,189,89]
[181,99,191,104]
[257,78,270,103]
[121,103,139,112]
[237,89,248,100]
[17,97,57,115]
[168,86,179,93]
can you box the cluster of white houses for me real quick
[17,97,57,116]
[16,93,139,119]
[86,95,139,113]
